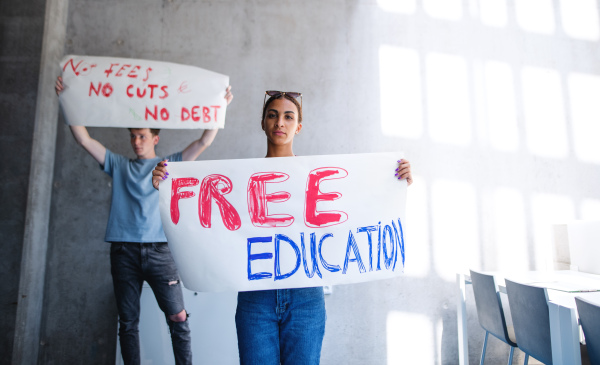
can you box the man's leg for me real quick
[166,310,192,365]
[144,242,191,365]
[110,242,144,365]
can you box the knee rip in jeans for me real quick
[168,279,179,286]
[169,309,188,322]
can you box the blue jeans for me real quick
[235,287,326,365]
[110,242,191,365]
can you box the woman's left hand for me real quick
[395,159,413,186]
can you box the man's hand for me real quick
[225,85,233,105]
[55,76,64,96]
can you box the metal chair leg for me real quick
[480,331,489,365]
[507,346,514,365]
[524,353,529,365]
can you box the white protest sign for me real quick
[159,152,407,292]
[58,55,229,129]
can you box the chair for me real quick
[470,270,518,365]
[505,279,552,365]
[575,296,600,365]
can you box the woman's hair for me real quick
[261,94,303,123]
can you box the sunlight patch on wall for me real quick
[531,193,575,270]
[484,61,519,152]
[479,0,507,28]
[581,199,600,220]
[492,187,529,270]
[426,53,471,146]
[432,179,479,281]
[515,0,556,34]
[559,0,600,41]
[567,73,600,164]
[423,0,462,21]
[387,311,435,364]
[379,46,423,138]
[435,317,443,364]
[522,66,568,159]
[377,0,416,14]
[404,175,430,278]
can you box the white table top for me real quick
[468,270,600,308]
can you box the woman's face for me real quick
[262,97,302,146]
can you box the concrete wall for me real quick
[4,0,600,363]
[0,0,46,361]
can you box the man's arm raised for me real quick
[181,129,217,161]
[69,125,107,166]
[56,76,107,166]
[181,85,233,161]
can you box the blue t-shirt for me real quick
[102,149,182,243]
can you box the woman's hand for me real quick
[395,159,413,186]
[152,159,169,190]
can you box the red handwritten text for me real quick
[126,84,169,99]
[63,58,97,76]
[145,105,170,121]
[304,167,349,228]
[247,172,294,227]
[199,175,242,231]
[89,82,114,97]
[169,168,349,230]
[171,178,200,224]
[181,106,221,123]
[104,63,152,82]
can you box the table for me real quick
[457,270,600,365]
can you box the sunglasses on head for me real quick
[263,90,303,110]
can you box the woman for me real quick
[152,91,413,364]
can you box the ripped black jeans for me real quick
[110,242,191,365]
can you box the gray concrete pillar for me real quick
[12,0,69,363]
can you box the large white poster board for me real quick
[58,55,229,129]
[159,152,407,292]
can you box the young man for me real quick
[55,76,233,365]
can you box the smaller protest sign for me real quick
[58,55,229,129]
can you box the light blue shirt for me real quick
[102,149,182,243]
